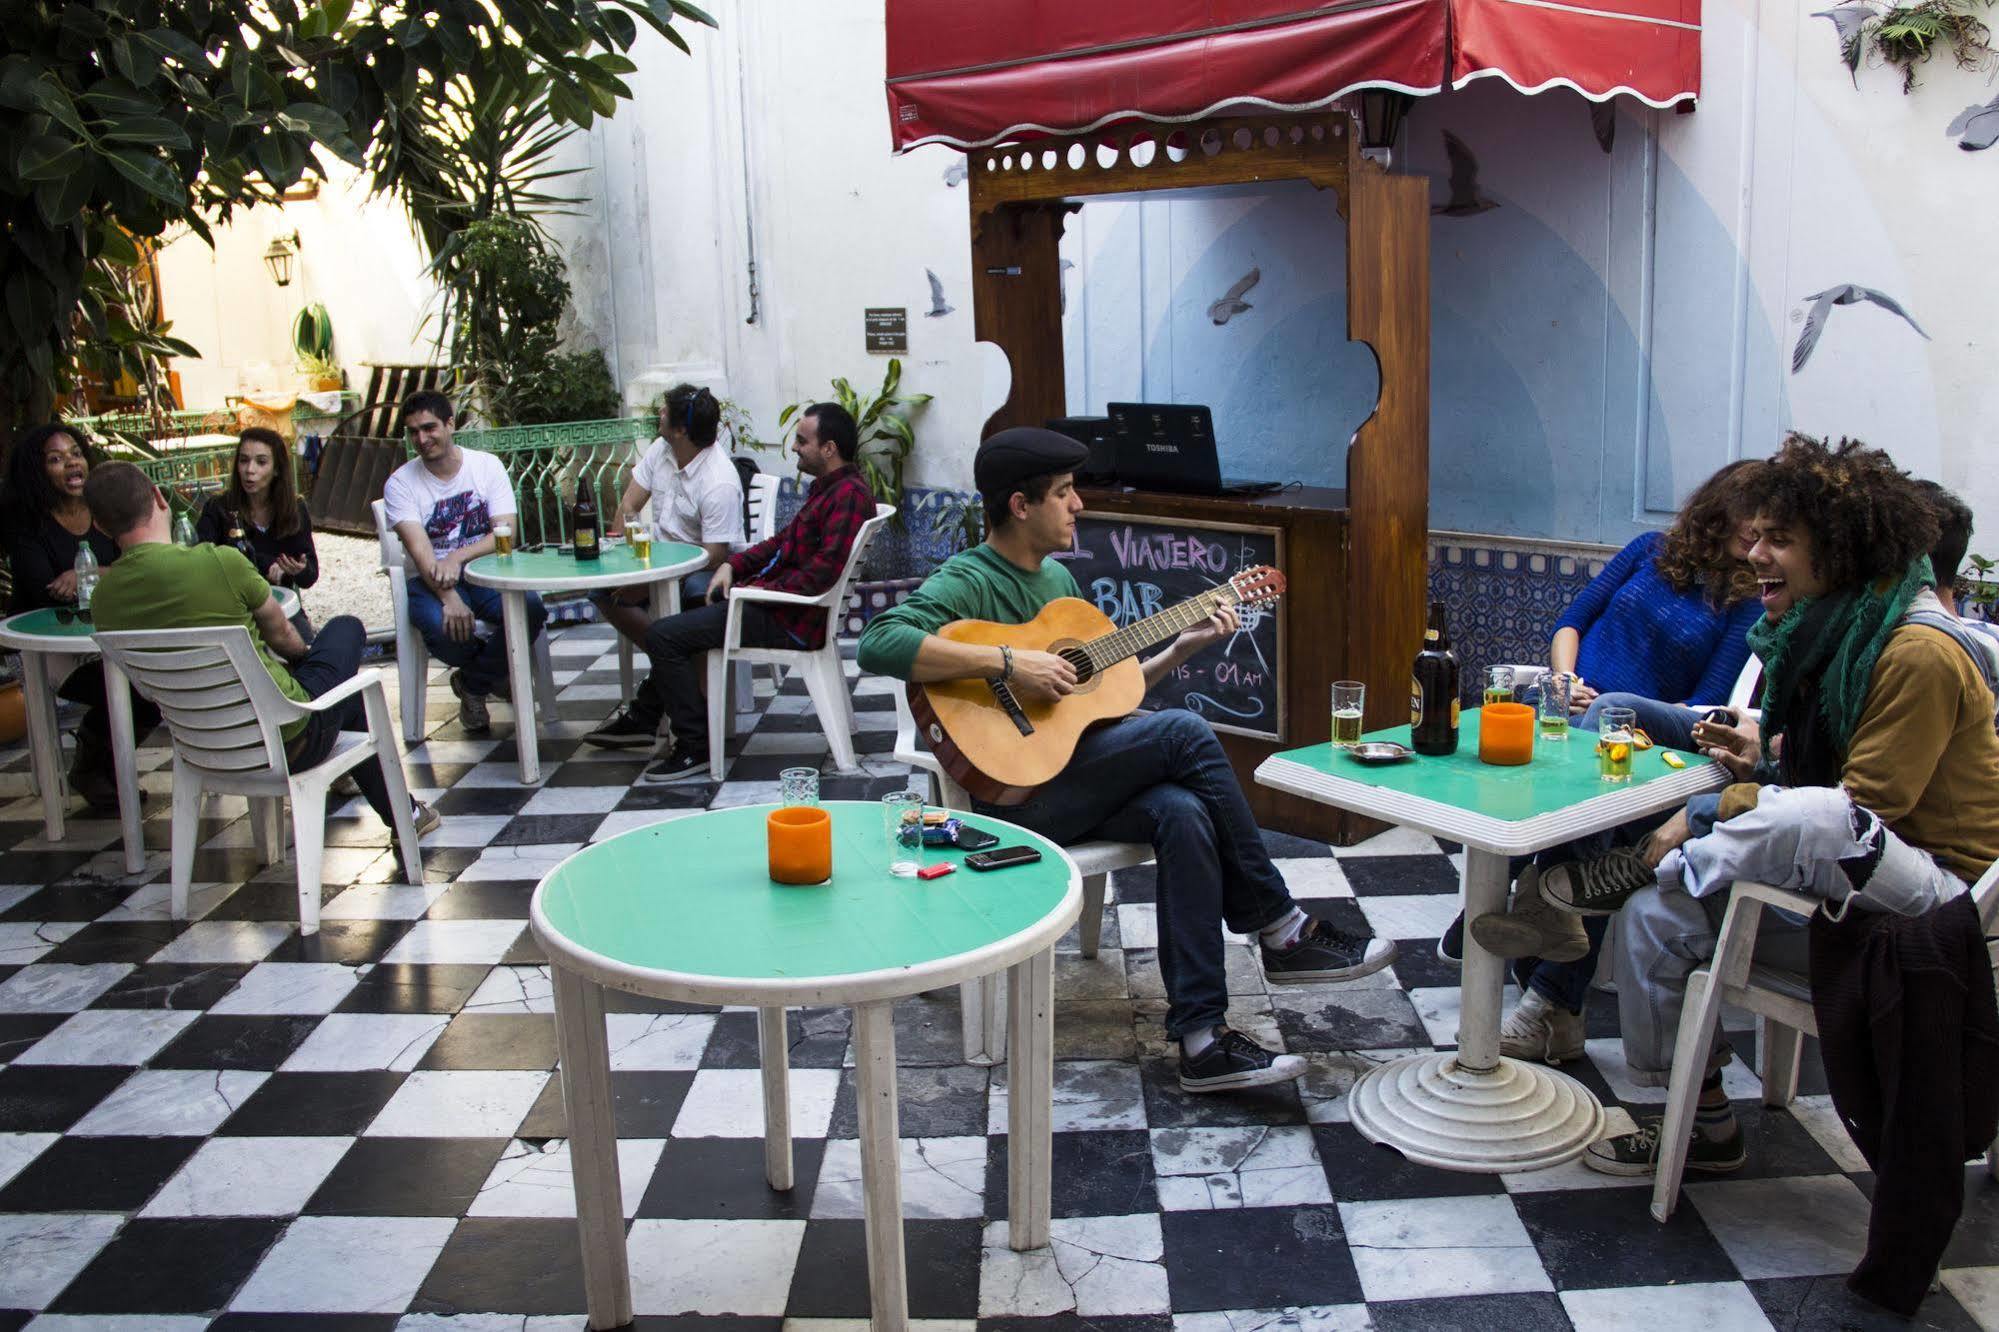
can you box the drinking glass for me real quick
[1484,665,1516,706]
[780,766,819,807]
[1330,681,1365,747]
[628,519,652,562]
[1538,672,1572,742]
[882,791,925,877]
[492,521,515,557]
[1598,705,1637,783]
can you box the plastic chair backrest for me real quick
[746,471,781,544]
[371,499,404,573]
[94,626,301,775]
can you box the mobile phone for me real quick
[1701,708,1735,726]
[964,845,1043,872]
[952,825,1000,851]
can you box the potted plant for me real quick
[780,358,932,518]
[298,350,344,392]
[293,304,342,391]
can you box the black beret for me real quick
[974,427,1090,499]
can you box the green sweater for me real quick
[856,544,1080,679]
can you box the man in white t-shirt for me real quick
[383,390,546,732]
[590,385,744,663]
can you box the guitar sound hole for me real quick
[1057,645,1095,685]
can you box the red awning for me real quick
[885,0,1699,152]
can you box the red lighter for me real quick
[916,863,955,880]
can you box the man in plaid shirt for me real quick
[585,402,877,779]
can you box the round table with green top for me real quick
[462,541,705,784]
[532,801,1081,1332]
[0,587,300,869]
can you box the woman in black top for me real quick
[0,423,158,808]
[196,427,317,636]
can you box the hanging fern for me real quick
[1874,0,1995,88]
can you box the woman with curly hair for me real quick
[1575,434,1999,1179]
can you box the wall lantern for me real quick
[263,231,301,287]
[1357,89,1415,162]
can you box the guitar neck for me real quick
[1085,584,1237,670]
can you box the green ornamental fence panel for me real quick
[451,416,653,548]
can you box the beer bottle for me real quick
[1411,602,1460,756]
[571,480,600,561]
[225,512,255,563]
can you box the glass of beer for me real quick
[1598,705,1637,783]
[628,519,652,562]
[1330,680,1365,747]
[493,522,515,557]
[1538,672,1572,742]
[1484,665,1515,706]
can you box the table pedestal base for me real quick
[1348,1052,1605,1173]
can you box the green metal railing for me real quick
[450,416,653,547]
[131,446,239,517]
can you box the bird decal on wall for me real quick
[1947,94,1999,150]
[924,269,955,318]
[943,159,968,188]
[1811,5,1873,81]
[1207,268,1260,325]
[1059,258,1075,315]
[1433,132,1498,216]
[1791,284,1931,372]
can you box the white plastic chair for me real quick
[372,499,557,745]
[891,687,1154,1065]
[700,505,893,780]
[1648,858,1999,1223]
[93,625,424,936]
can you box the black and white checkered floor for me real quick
[0,624,1994,1331]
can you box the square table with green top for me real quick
[461,540,706,783]
[532,801,1080,1331]
[1255,707,1727,1172]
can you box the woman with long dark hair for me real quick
[1,424,159,807]
[196,428,318,637]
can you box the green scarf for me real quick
[1745,555,1933,765]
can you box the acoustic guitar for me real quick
[908,565,1287,805]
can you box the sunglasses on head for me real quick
[52,606,93,625]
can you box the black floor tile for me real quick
[1719,1100,1842,1181]
[305,1136,509,1216]
[151,1013,323,1070]
[219,1070,407,1136]
[41,919,188,964]
[1314,1123,1506,1202]
[491,813,605,846]
[982,1320,1173,1332]
[635,1136,825,1220]
[91,962,252,1009]
[615,781,720,811]
[409,1216,588,1315]
[432,785,538,817]
[1513,1183,1739,1290]
[416,1012,559,1070]
[263,920,414,965]
[0,877,135,922]
[546,759,648,786]
[517,1069,695,1139]
[1160,1204,1363,1311]
[185,847,280,883]
[0,1064,130,1131]
[49,1216,284,1313]
[0,1013,65,1063]
[1750,1274,1984,1331]
[425,880,537,920]
[408,846,487,884]
[1391,941,1471,992]
[209,1316,400,1331]
[336,963,490,1014]
[1338,853,1461,897]
[0,1133,201,1212]
[201,879,323,922]
[1137,1057,1306,1130]
[986,1129,1157,1219]
[1273,989,1432,1053]
[1368,1291,1575,1331]
[827,1063,991,1140]
[786,1217,984,1318]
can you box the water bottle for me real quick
[173,512,198,547]
[73,543,99,613]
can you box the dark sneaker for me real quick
[1470,866,1591,962]
[641,747,712,783]
[1178,1026,1306,1092]
[395,802,442,844]
[1437,911,1465,965]
[67,756,119,812]
[449,671,490,732]
[1584,1115,1745,1178]
[1540,847,1655,916]
[1261,917,1398,984]
[583,707,656,749]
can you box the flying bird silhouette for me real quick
[942,159,968,188]
[1811,5,1872,81]
[924,269,954,318]
[1433,131,1498,216]
[1791,284,1931,372]
[1059,258,1075,315]
[1947,94,1999,150]
[1590,102,1616,155]
[1207,268,1260,325]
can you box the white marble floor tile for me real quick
[415,815,514,849]
[1584,1037,1763,1105]
[379,920,527,965]
[740,730,835,755]
[390,1316,588,1332]
[1407,983,1523,1049]
[1687,1174,1873,1280]
[978,1214,1170,1317]
[626,1218,807,1316]
[1272,857,1355,900]
[1149,1124,1332,1210]
[707,781,786,810]
[69,1069,267,1137]
[1355,893,1463,942]
[453,763,538,789]
[1296,1049,1432,1125]
[23,1315,211,1331]
[363,1069,551,1137]
[14,1008,199,1066]
[0,1213,125,1309]
[1116,903,1158,951]
[92,880,236,922]
[229,1215,457,1313]
[1559,1281,1775,1331]
[320,882,450,921]
[0,963,135,1014]
[279,1012,450,1072]
[459,844,585,882]
[988,1060,1149,1135]
[465,1136,664,1218]
[1171,1309,1372,1332]
[672,1067,840,1138]
[812,1136,987,1219]
[1339,1194,1551,1302]
[520,784,627,815]
[141,1135,352,1217]
[604,1012,717,1071]
[0,923,85,966]
[463,964,556,1015]
[1339,825,1452,857]
[0,1133,60,1191]
[1785,1094,1869,1174]
[0,885,43,915]
[407,740,501,765]
[1940,1266,1999,1327]
[591,809,699,841]
[146,920,294,964]
[210,962,361,1015]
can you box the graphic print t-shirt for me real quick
[382,449,515,559]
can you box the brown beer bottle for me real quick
[571,480,600,561]
[1411,602,1460,755]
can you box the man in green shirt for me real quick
[859,429,1395,1093]
[84,463,437,840]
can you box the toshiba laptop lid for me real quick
[1105,403,1279,496]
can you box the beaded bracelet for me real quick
[997,644,1014,682]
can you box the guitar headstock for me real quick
[1225,565,1286,606]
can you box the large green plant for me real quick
[780,359,933,517]
[0,0,714,440]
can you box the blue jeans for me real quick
[974,709,1296,1038]
[285,615,404,828]
[405,580,544,696]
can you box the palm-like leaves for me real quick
[779,359,934,518]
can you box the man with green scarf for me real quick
[1579,436,1999,1178]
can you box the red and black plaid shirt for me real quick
[725,464,876,649]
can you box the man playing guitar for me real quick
[857,428,1396,1092]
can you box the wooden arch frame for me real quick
[964,108,1430,781]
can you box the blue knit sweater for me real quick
[1553,531,1761,704]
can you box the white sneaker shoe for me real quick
[1499,988,1586,1065]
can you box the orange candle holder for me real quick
[768,806,832,884]
[1478,702,1536,766]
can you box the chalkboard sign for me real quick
[1057,514,1286,740]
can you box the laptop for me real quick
[1105,403,1282,496]
[1045,416,1118,486]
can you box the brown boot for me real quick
[1468,865,1591,962]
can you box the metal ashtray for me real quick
[1346,741,1414,765]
